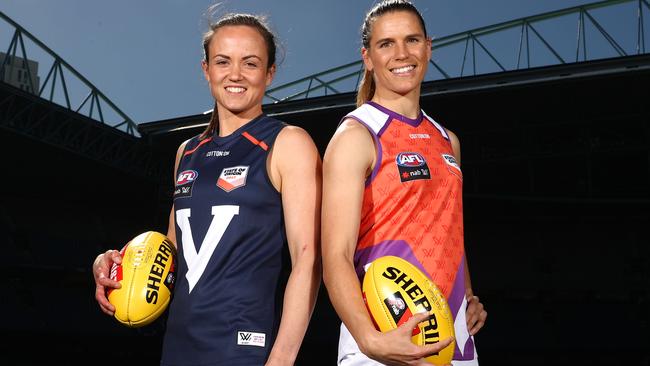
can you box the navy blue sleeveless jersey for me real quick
[161,115,289,366]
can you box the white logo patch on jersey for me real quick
[442,154,461,171]
[217,165,249,192]
[237,331,266,347]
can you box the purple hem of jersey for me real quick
[367,101,424,132]
[449,256,476,360]
[353,240,426,282]
[342,116,383,188]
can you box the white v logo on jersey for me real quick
[175,205,239,293]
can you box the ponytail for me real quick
[199,102,219,140]
[356,69,375,107]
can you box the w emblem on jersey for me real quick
[396,152,431,183]
[217,166,250,192]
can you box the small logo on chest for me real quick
[396,152,431,182]
[441,153,462,180]
[206,150,230,157]
[174,170,198,199]
[217,165,249,192]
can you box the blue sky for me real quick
[0,0,626,124]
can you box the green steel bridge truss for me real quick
[0,10,138,136]
[264,0,650,103]
[1,0,648,131]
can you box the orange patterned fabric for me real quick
[353,102,464,298]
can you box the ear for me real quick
[266,64,276,87]
[201,60,210,82]
[361,47,373,72]
[425,37,432,63]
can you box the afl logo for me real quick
[396,152,426,167]
[176,170,198,185]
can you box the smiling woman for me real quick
[92,11,322,366]
[321,1,487,365]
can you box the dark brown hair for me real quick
[200,13,278,139]
[357,0,427,107]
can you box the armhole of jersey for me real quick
[172,139,193,193]
[343,116,383,187]
[262,123,286,196]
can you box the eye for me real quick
[245,61,259,68]
[407,37,420,44]
[378,41,392,48]
[215,59,228,66]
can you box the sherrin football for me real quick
[108,231,176,328]
[362,256,455,364]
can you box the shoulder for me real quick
[272,126,320,172]
[445,128,461,163]
[327,118,374,152]
[323,118,375,173]
[275,125,317,154]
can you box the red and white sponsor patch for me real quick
[217,166,249,192]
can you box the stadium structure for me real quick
[1,1,648,365]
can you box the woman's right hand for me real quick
[359,312,455,366]
[92,249,122,316]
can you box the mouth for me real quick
[225,86,246,94]
[390,65,416,75]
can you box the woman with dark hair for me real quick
[93,12,321,366]
[322,1,486,365]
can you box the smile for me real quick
[390,65,415,75]
[225,86,246,93]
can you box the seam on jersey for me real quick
[241,131,269,151]
[183,137,213,157]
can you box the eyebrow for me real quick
[374,33,425,45]
[212,54,263,61]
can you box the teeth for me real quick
[391,66,415,74]
[226,87,245,93]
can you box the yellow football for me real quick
[362,256,455,364]
[107,231,176,328]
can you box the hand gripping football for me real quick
[107,231,176,327]
[362,256,455,364]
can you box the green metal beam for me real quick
[0,11,137,136]
[265,0,650,103]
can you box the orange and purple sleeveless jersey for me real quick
[347,101,477,362]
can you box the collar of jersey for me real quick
[211,113,266,145]
[367,101,424,127]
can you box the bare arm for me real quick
[265,127,322,366]
[448,130,486,336]
[322,120,453,366]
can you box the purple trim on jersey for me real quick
[449,256,476,360]
[343,115,384,188]
[367,101,424,134]
[353,240,427,281]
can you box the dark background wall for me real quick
[0,57,648,365]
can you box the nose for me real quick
[229,63,243,81]
[394,40,408,60]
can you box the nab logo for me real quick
[176,170,198,185]
[396,152,426,167]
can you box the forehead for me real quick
[370,11,425,40]
[208,25,267,56]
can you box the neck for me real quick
[216,106,263,137]
[371,88,421,119]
